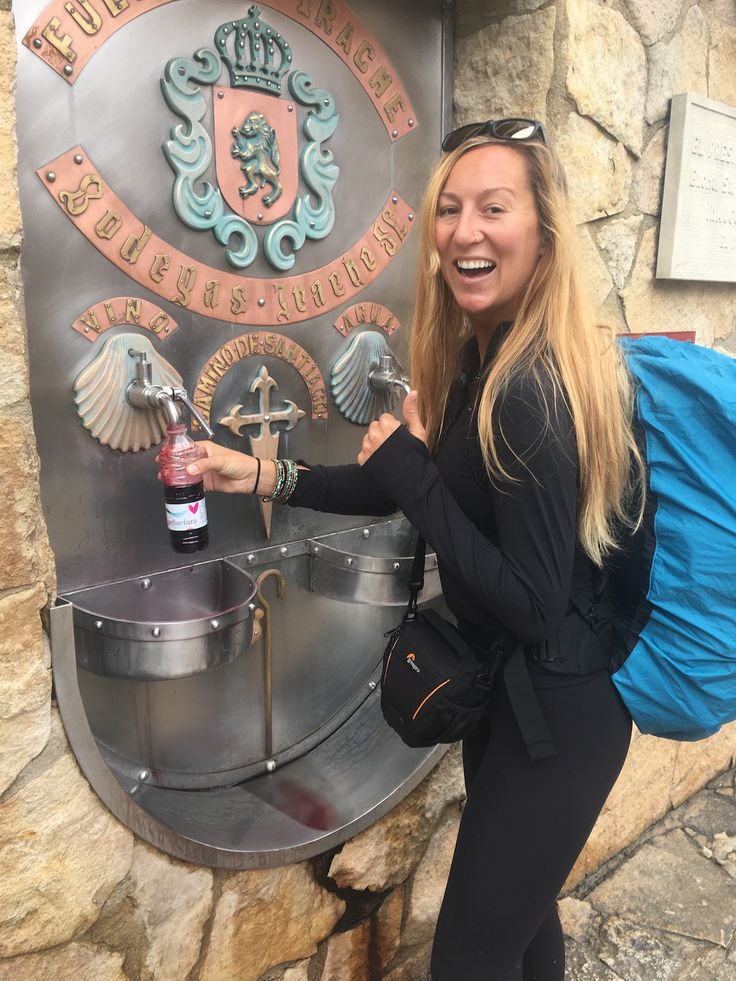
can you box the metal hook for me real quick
[256,569,287,759]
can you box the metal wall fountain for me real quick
[16,0,451,867]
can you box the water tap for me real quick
[126,349,214,437]
[367,354,411,399]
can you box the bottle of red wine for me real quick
[158,424,209,553]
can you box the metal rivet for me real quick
[369,681,377,690]
[258,297,266,307]
[324,98,330,106]
[266,760,276,772]
[140,578,151,590]
[309,220,316,228]
[392,195,399,204]
[257,212,264,220]
[317,413,324,419]
[408,118,415,127]
[63,64,73,76]
[73,154,83,165]
[152,627,161,638]
[392,128,398,138]
[33,38,43,49]
[83,326,90,333]
[362,528,371,538]
[204,210,212,218]
[178,66,185,75]
[46,172,56,183]
[263,414,270,423]
[218,90,224,99]
[248,602,256,612]
[393,562,401,571]
[210,619,220,630]
[346,557,354,567]
[138,769,150,782]
[247,554,256,565]
[95,620,104,631]
[288,104,294,112]
[312,545,320,555]
[408,213,415,221]
[280,546,288,557]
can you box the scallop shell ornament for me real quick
[331,330,400,425]
[73,333,183,452]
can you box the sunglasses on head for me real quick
[441,117,547,153]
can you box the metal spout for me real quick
[126,349,215,437]
[367,354,411,398]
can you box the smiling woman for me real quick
[180,121,645,981]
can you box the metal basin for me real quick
[63,559,257,681]
[308,517,440,606]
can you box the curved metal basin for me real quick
[308,517,440,606]
[63,559,257,681]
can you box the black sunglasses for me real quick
[441,117,547,153]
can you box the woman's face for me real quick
[434,143,544,334]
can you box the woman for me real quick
[180,119,643,980]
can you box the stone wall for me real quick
[1,1,736,979]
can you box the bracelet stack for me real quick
[261,459,299,504]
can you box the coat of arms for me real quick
[161,4,339,271]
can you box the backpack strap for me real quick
[502,641,557,761]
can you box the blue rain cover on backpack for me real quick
[610,336,736,740]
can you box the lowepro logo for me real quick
[406,652,420,673]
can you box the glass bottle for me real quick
[158,424,209,553]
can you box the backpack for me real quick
[608,334,736,741]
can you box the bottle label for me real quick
[165,497,208,531]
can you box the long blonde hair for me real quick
[410,135,644,567]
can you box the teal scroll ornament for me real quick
[160,6,339,272]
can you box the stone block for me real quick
[0,942,126,981]
[578,226,615,308]
[587,829,736,947]
[597,915,724,981]
[623,0,687,46]
[0,260,30,409]
[671,724,736,808]
[128,840,214,981]
[0,410,55,591]
[402,809,459,947]
[622,226,736,346]
[374,884,405,971]
[0,752,133,957]
[329,745,465,892]
[0,582,51,795]
[558,896,601,946]
[646,6,708,125]
[566,0,647,155]
[453,8,556,126]
[594,215,643,290]
[679,791,736,837]
[631,127,668,216]
[382,942,432,981]
[557,114,632,224]
[563,938,621,980]
[200,863,344,981]
[709,23,736,106]
[0,13,21,250]
[320,920,371,981]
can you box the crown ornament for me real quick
[215,4,292,94]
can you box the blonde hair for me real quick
[410,135,644,567]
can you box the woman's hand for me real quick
[159,441,265,495]
[358,391,427,465]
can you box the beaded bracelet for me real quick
[261,459,299,504]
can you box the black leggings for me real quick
[431,670,632,981]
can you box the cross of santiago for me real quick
[219,365,305,538]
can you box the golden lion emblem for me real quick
[231,111,283,208]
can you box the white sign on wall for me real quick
[657,93,736,282]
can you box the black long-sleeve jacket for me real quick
[289,328,598,660]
